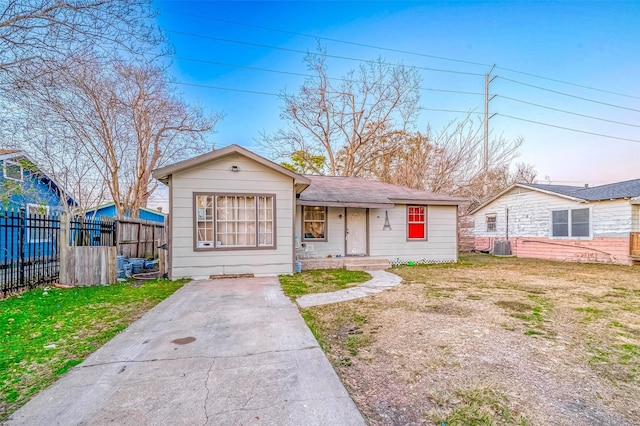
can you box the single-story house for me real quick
[151,144,466,279]
[470,180,640,265]
[84,202,166,223]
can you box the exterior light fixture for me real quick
[230,165,240,172]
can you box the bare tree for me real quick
[15,56,220,216]
[363,114,535,209]
[261,47,421,176]
[0,0,162,85]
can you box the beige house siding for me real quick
[295,205,346,258]
[170,153,294,278]
[369,205,458,262]
[294,205,458,262]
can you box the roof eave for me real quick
[469,183,585,215]
[389,198,466,206]
[295,182,310,194]
[151,144,309,185]
[1,152,79,207]
[297,200,394,209]
[0,150,24,161]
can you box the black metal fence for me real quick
[0,208,116,297]
[70,216,117,247]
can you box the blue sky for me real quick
[154,1,640,186]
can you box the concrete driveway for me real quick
[7,277,365,425]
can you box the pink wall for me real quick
[474,236,631,265]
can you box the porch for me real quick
[299,256,390,271]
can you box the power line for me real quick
[495,66,640,101]
[163,29,485,77]
[172,55,484,96]
[159,8,640,100]
[172,55,638,132]
[163,30,639,115]
[173,81,279,97]
[497,77,640,113]
[498,95,640,128]
[170,79,640,143]
[498,113,640,143]
[159,8,493,69]
[173,82,482,115]
[160,25,640,144]
[422,108,478,114]
[173,56,314,79]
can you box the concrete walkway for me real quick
[7,278,365,426]
[297,270,402,308]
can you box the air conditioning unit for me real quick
[493,240,512,256]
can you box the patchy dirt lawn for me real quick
[303,254,640,425]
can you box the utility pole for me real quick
[484,64,497,173]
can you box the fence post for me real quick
[136,221,142,258]
[59,214,71,285]
[18,207,25,288]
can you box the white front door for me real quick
[346,208,367,256]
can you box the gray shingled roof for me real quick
[523,179,640,201]
[298,175,465,207]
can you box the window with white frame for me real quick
[302,206,326,241]
[551,207,590,238]
[27,204,50,242]
[194,193,275,249]
[3,160,23,181]
[407,205,427,240]
[486,214,497,232]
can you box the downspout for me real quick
[505,207,509,241]
[505,207,512,256]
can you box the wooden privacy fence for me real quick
[59,216,117,287]
[115,216,165,259]
[631,232,640,257]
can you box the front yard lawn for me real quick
[280,269,371,300]
[302,254,640,425]
[0,278,188,421]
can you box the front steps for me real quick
[343,256,390,271]
[300,256,390,271]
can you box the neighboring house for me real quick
[0,149,77,261]
[152,144,466,279]
[470,180,640,265]
[0,149,76,212]
[84,202,166,223]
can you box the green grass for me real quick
[428,386,529,425]
[279,269,371,300]
[300,309,327,351]
[513,295,553,337]
[575,307,605,323]
[299,307,373,368]
[0,278,188,420]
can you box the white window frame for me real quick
[3,160,23,182]
[550,207,592,239]
[486,214,497,232]
[302,206,327,242]
[27,204,51,243]
[194,193,276,251]
[407,205,427,241]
